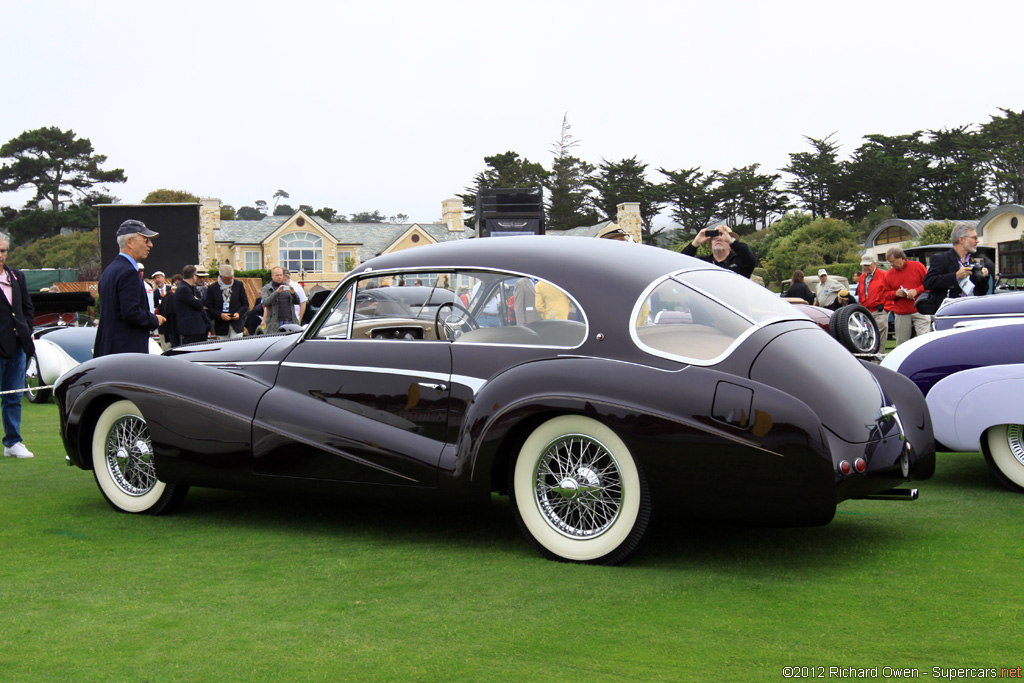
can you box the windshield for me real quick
[633,270,800,363]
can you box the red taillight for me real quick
[854,458,867,473]
[838,460,852,475]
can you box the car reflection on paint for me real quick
[55,236,934,565]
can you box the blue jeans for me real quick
[1,349,26,447]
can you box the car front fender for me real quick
[56,354,270,482]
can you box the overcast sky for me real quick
[3,0,1023,225]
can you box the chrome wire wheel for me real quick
[534,434,622,539]
[511,415,650,564]
[104,413,157,497]
[91,400,189,514]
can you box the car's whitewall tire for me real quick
[983,424,1024,493]
[91,400,188,514]
[511,415,651,565]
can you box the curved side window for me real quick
[634,279,751,362]
[633,271,799,363]
[308,270,587,347]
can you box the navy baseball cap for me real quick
[116,219,159,238]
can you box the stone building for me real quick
[201,198,469,288]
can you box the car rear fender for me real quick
[455,356,830,497]
[859,361,936,480]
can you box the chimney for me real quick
[442,198,465,232]
[199,198,221,269]
[616,202,642,242]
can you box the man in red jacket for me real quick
[856,255,889,342]
[881,247,931,346]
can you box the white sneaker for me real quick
[3,442,33,458]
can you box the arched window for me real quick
[875,225,912,245]
[279,232,323,273]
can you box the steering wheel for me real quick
[435,301,479,340]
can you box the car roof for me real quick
[351,236,712,298]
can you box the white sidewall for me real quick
[986,425,1024,489]
[91,400,167,513]
[513,415,641,562]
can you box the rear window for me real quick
[633,270,799,363]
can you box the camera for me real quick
[706,228,719,238]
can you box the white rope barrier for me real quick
[1,385,55,396]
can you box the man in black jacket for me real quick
[206,264,249,340]
[923,225,992,301]
[0,239,36,458]
[681,225,758,278]
[175,265,208,345]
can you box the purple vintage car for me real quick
[881,319,1024,492]
[932,291,1024,331]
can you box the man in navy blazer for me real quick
[94,220,165,358]
[0,238,36,458]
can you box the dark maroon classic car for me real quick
[56,237,934,565]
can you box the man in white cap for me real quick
[814,269,846,310]
[151,270,170,308]
[94,219,165,357]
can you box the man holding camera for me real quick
[681,225,758,278]
[260,266,300,333]
[923,225,993,300]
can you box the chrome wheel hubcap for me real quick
[849,312,878,352]
[534,435,622,539]
[105,415,157,496]
[1007,425,1024,467]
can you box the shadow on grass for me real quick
[59,447,1016,570]
[103,485,916,573]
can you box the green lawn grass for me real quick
[2,400,1022,682]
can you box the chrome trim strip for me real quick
[195,360,281,367]
[281,361,487,394]
[250,417,418,483]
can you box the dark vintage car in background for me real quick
[56,237,934,565]
[26,291,163,404]
[25,291,97,404]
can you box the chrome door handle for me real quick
[418,382,447,391]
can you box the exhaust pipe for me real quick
[863,488,918,501]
